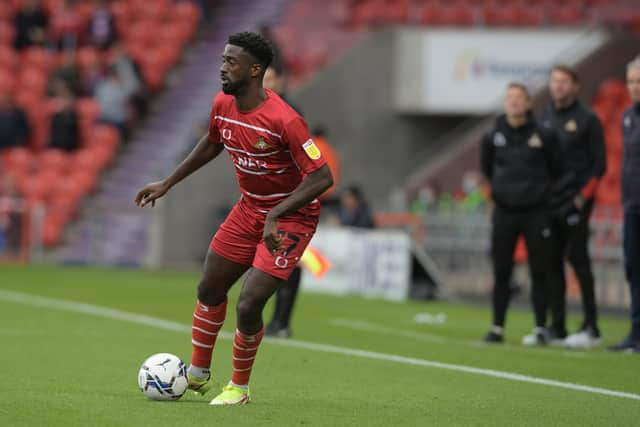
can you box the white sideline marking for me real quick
[331,318,588,359]
[0,288,638,402]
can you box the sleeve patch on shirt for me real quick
[302,139,322,160]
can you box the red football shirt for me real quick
[208,89,326,217]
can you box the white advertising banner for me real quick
[394,28,609,114]
[301,226,411,301]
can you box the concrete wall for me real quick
[291,30,465,209]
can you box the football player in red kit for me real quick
[135,31,333,405]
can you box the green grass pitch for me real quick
[1,265,639,426]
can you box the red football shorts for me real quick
[210,199,318,280]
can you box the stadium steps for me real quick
[54,0,290,266]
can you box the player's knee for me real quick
[197,279,223,306]
[236,296,261,324]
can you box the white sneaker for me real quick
[522,327,549,346]
[564,330,601,349]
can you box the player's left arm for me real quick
[263,118,334,254]
[575,114,606,208]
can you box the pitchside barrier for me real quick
[422,207,628,310]
[301,226,413,301]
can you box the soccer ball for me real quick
[137,353,188,401]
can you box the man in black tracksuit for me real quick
[610,57,640,352]
[540,65,606,349]
[482,83,563,344]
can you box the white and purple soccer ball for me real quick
[137,353,188,401]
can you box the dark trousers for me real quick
[624,210,640,342]
[548,201,598,335]
[491,206,552,328]
[269,265,302,329]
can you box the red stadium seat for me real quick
[173,1,201,28]
[90,124,120,150]
[0,1,14,21]
[145,0,172,23]
[72,148,102,173]
[75,47,100,70]
[549,7,584,25]
[16,172,56,202]
[2,147,35,176]
[141,66,166,91]
[42,213,65,247]
[54,174,87,201]
[38,149,71,175]
[0,21,15,46]
[126,20,157,47]
[76,98,100,125]
[109,0,130,23]
[0,45,18,69]
[17,67,48,97]
[598,79,627,102]
[0,68,15,92]
[22,47,55,73]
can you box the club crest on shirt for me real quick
[493,132,506,147]
[302,139,322,160]
[564,119,578,132]
[254,137,271,150]
[528,133,543,148]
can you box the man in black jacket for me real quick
[540,65,606,349]
[481,83,563,345]
[609,56,640,353]
[0,92,30,150]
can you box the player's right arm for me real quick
[135,132,224,207]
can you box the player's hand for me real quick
[135,181,170,208]
[263,215,284,256]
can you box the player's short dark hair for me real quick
[228,31,274,70]
[552,64,579,83]
[268,59,285,77]
[507,82,531,99]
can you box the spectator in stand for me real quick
[49,89,79,152]
[109,42,146,117]
[13,0,49,50]
[48,50,82,96]
[87,0,117,51]
[0,174,23,256]
[82,59,104,96]
[333,185,375,228]
[459,170,487,212]
[50,0,80,51]
[95,66,129,137]
[0,92,30,150]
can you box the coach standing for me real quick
[610,57,640,353]
[481,83,563,345]
[541,65,606,349]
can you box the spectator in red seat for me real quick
[81,59,104,96]
[0,174,24,256]
[0,92,30,150]
[48,50,82,96]
[49,89,79,152]
[95,66,129,137]
[110,43,141,94]
[87,0,117,51]
[51,0,80,51]
[13,0,49,50]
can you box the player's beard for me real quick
[221,78,245,95]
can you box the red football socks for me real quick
[190,298,227,370]
[230,327,264,386]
